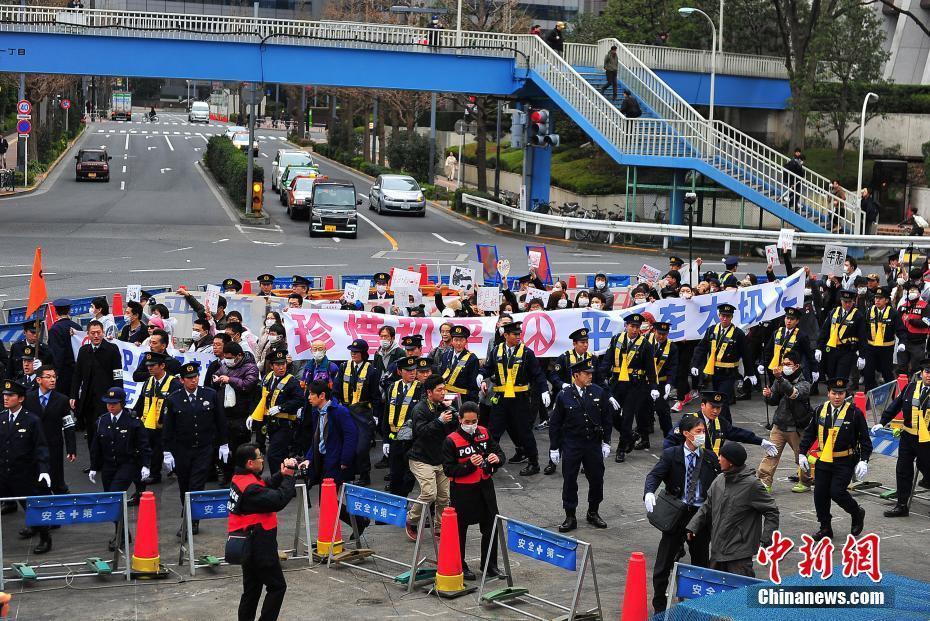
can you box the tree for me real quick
[861,0,930,38]
[385,130,437,181]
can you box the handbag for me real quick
[394,419,414,441]
[647,488,687,533]
[225,530,251,565]
[224,384,237,408]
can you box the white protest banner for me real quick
[524,286,550,306]
[283,270,806,360]
[449,265,476,291]
[821,244,847,277]
[638,264,662,284]
[126,285,142,304]
[528,250,542,269]
[71,332,215,408]
[777,228,795,252]
[477,286,500,312]
[343,283,361,304]
[765,245,780,266]
[390,267,421,291]
[204,284,221,313]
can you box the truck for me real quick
[111,91,132,121]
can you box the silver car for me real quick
[369,174,426,216]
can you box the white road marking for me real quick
[213,238,230,243]
[173,131,180,135]
[147,146,157,151]
[124,133,130,150]
[160,167,172,173]
[96,129,104,133]
[332,237,340,243]
[237,224,283,233]
[121,165,126,173]
[120,181,125,190]
[184,132,191,135]
[431,233,465,246]
[252,240,283,246]
[196,133,208,142]
[163,246,193,253]
[130,267,205,273]
[141,130,148,135]
[356,212,398,250]
[164,136,174,152]
[0,272,56,278]
[260,152,268,158]
[274,264,348,268]
[194,161,239,225]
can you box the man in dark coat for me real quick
[297,380,359,486]
[543,21,564,53]
[70,320,124,452]
[8,320,53,379]
[26,365,77,494]
[47,298,82,398]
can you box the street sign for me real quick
[16,119,31,135]
[16,113,30,120]
[17,100,31,115]
[454,119,466,135]
[61,99,71,110]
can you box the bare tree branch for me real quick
[861,0,930,37]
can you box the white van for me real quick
[188,101,210,123]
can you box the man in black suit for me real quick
[14,345,40,391]
[8,320,53,379]
[70,320,124,452]
[644,413,721,613]
[26,366,77,494]
[47,298,82,399]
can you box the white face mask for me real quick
[692,433,706,447]
[312,350,325,361]
[380,338,392,349]
[897,277,906,286]
[681,291,693,300]
[634,296,646,304]
[264,319,275,328]
[783,365,797,376]
[858,287,867,294]
[557,298,568,309]
[596,280,606,289]
[553,285,562,292]
[577,297,589,307]
[192,330,203,341]
[591,302,603,310]
[268,335,281,344]
[376,284,387,294]
[804,288,812,297]
[461,423,478,434]
[909,291,920,301]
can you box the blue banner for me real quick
[674,563,762,600]
[344,485,408,528]
[506,521,577,571]
[190,489,230,521]
[870,427,900,458]
[24,492,123,527]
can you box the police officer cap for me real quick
[291,275,310,288]
[669,256,684,267]
[866,273,880,282]
[223,278,242,292]
[624,313,643,325]
[450,325,471,339]
[839,289,857,301]
[570,358,595,374]
[399,356,419,371]
[101,387,126,403]
[269,350,288,364]
[501,321,523,335]
[701,391,727,405]
[717,303,736,315]
[143,351,167,366]
[783,307,801,319]
[21,345,35,358]
[569,327,589,341]
[2,379,26,397]
[416,357,433,371]
[888,250,900,259]
[653,321,671,332]
[180,362,200,378]
[719,441,747,466]
[257,274,275,285]
[875,286,891,299]
[723,255,739,268]
[22,319,38,332]
[917,358,930,371]
[905,281,922,291]
[373,272,390,283]
[347,338,369,353]
[401,334,423,349]
[827,377,849,392]
[52,297,72,308]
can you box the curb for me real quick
[0,125,86,198]
[196,159,272,225]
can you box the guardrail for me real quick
[462,193,915,253]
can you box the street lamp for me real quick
[856,91,879,234]
[679,7,716,129]
[684,191,697,286]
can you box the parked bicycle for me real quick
[0,168,15,192]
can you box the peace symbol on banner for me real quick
[521,312,556,356]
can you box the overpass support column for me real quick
[669,168,687,226]
[527,146,552,212]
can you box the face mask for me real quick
[380,339,391,349]
[897,277,906,286]
[227,356,242,369]
[634,296,646,304]
[681,291,693,300]
[858,287,867,294]
[192,330,203,341]
[783,365,796,376]
[591,303,603,310]
[376,285,387,294]
[577,297,589,307]
[553,285,562,292]
[461,423,478,434]
[596,280,606,289]
[269,335,281,344]
[803,288,812,297]
[498,326,506,335]
[265,319,275,328]
[909,291,920,301]
[557,298,568,309]
[312,350,325,361]
[692,433,706,447]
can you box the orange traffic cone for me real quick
[854,391,866,414]
[620,552,648,621]
[419,264,429,285]
[433,507,475,597]
[324,275,336,290]
[567,274,577,289]
[241,279,252,294]
[111,292,124,317]
[0,592,10,618]
[131,491,165,576]
[316,478,343,556]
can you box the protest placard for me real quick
[477,286,500,311]
[126,285,142,304]
[821,244,848,276]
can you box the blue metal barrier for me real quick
[344,485,408,528]
[506,520,578,571]
[670,562,763,603]
[189,489,230,521]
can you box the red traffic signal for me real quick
[530,109,548,124]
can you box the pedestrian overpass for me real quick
[0,5,857,234]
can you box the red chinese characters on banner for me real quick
[756,530,794,584]
[291,312,335,354]
[841,533,882,582]
[395,317,436,348]
[343,313,386,354]
[797,534,835,579]
[457,318,485,347]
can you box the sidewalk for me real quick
[1,131,18,170]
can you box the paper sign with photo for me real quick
[765,245,780,266]
[821,244,848,277]
[343,283,360,304]
[777,228,795,252]
[390,268,421,291]
[393,287,423,307]
[449,265,476,291]
[497,259,511,278]
[204,284,221,313]
[126,285,142,304]
[638,264,662,284]
[525,286,550,306]
[528,250,542,269]
[477,286,500,311]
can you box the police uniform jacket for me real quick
[71,341,124,413]
[381,379,424,438]
[90,410,151,471]
[651,337,678,388]
[692,323,751,376]
[15,374,38,392]
[548,350,598,388]
[863,305,907,349]
[439,348,480,402]
[295,401,358,484]
[816,306,867,351]
[799,403,872,461]
[131,355,183,382]
[479,342,548,397]
[664,414,763,451]
[163,386,228,452]
[549,383,612,449]
[407,399,459,465]
[9,340,52,377]
[644,444,720,501]
[335,359,382,413]
[598,332,658,387]
[25,389,77,456]
[261,371,305,425]
[441,426,505,525]
[132,374,183,429]
[880,380,930,433]
[0,408,50,482]
[48,318,81,378]
[762,325,817,374]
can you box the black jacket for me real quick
[664,414,763,451]
[229,470,297,565]
[543,27,563,51]
[800,403,872,461]
[645,444,720,501]
[0,408,50,479]
[8,339,53,378]
[71,341,124,414]
[163,386,228,451]
[407,399,458,465]
[131,354,183,382]
[549,383,613,449]
[25,389,77,456]
[89,410,151,471]
[47,317,81,385]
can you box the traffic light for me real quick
[464,96,477,123]
[251,181,263,214]
[527,108,559,148]
[509,110,526,149]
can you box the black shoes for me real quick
[884,503,909,518]
[485,564,504,579]
[543,461,557,475]
[519,463,540,476]
[509,451,528,464]
[357,474,371,486]
[633,438,650,451]
[462,566,477,581]
[374,457,389,469]
[615,451,625,463]
[18,527,35,539]
[813,526,834,541]
[586,512,607,529]
[851,506,865,536]
[559,514,577,533]
[33,537,52,555]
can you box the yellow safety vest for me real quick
[612,334,645,381]
[706,417,723,455]
[141,374,177,430]
[250,372,295,422]
[388,380,419,435]
[826,307,858,349]
[906,380,930,442]
[494,343,528,397]
[651,335,672,381]
[768,327,798,370]
[817,402,851,463]
[342,361,371,406]
[867,305,894,347]
[703,324,737,375]
[442,350,473,395]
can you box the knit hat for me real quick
[719,442,747,467]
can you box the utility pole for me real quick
[427,92,437,184]
[494,99,502,199]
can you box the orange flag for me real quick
[26,247,48,318]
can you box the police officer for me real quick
[638,321,677,449]
[549,328,596,391]
[372,272,391,301]
[222,278,243,294]
[816,289,866,382]
[14,345,39,391]
[335,338,382,486]
[548,358,612,532]
[478,321,549,476]
[257,274,276,297]
[599,313,657,463]
[691,304,754,424]
[8,320,52,379]
[665,391,776,458]
[863,286,906,391]
[383,356,423,496]
[246,350,303,474]
[799,377,871,540]
[874,358,930,517]
[133,352,181,489]
[0,379,53,554]
[439,325,480,404]
[719,256,740,289]
[163,363,230,535]
[759,307,817,384]
[89,387,150,549]
[291,275,311,298]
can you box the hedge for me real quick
[204,135,264,210]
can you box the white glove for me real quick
[691,367,700,377]
[644,492,656,513]
[382,442,390,458]
[601,442,611,459]
[141,466,150,481]
[541,392,551,408]
[871,423,884,433]
[857,357,866,370]
[88,470,97,484]
[761,439,778,457]
[268,406,280,416]
[245,417,254,431]
[799,454,810,473]
[745,375,758,386]
[561,383,571,390]
[814,349,822,362]
[549,449,561,465]
[163,451,175,471]
[609,397,620,411]
[38,473,51,488]
[650,389,660,401]
[897,343,906,353]
[854,460,869,480]
[664,384,671,399]
[475,374,484,388]
[812,372,820,383]
[218,443,230,463]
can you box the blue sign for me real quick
[0,323,24,344]
[190,489,230,520]
[25,492,123,527]
[870,427,900,458]
[674,563,762,600]
[344,485,408,528]
[867,380,898,422]
[506,521,577,571]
